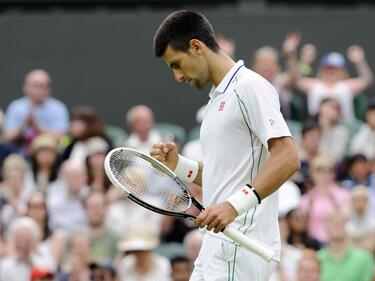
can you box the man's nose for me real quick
[173,70,184,83]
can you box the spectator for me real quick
[298,43,318,77]
[346,185,375,254]
[317,98,350,162]
[286,208,321,251]
[295,120,321,193]
[61,106,110,165]
[170,256,192,281]
[216,33,236,58]
[278,180,301,217]
[105,192,161,238]
[24,192,65,269]
[117,227,171,281]
[252,46,304,121]
[318,209,373,281]
[349,102,375,159]
[30,134,60,192]
[183,229,203,263]
[84,192,118,263]
[0,217,50,280]
[85,137,112,193]
[341,154,372,189]
[89,261,117,281]
[300,155,350,243]
[57,232,92,281]
[296,250,321,281]
[47,160,88,235]
[0,154,34,231]
[3,69,69,154]
[270,216,302,281]
[284,33,374,123]
[124,105,162,153]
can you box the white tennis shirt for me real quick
[200,60,292,261]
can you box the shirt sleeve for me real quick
[3,101,25,132]
[236,76,292,150]
[49,101,69,133]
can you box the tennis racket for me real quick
[104,147,274,262]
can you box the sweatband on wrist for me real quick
[227,184,261,216]
[174,155,199,183]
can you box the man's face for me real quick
[24,71,51,104]
[162,44,210,90]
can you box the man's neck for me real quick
[206,51,236,87]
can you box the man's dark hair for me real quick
[153,10,220,57]
[366,101,375,113]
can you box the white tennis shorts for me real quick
[190,233,277,281]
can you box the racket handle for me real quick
[222,227,275,262]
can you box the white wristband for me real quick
[227,185,260,216]
[174,155,199,183]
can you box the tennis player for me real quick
[151,11,300,281]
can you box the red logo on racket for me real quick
[187,170,193,178]
[242,188,249,195]
[218,101,226,111]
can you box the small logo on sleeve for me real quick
[218,101,226,111]
[269,119,276,126]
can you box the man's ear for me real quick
[189,39,204,55]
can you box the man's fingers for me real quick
[206,218,220,231]
[163,142,176,153]
[150,147,166,157]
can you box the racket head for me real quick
[104,147,195,218]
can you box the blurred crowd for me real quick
[0,32,374,281]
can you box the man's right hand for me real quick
[150,142,179,171]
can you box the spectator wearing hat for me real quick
[84,192,119,263]
[47,160,88,236]
[3,69,69,154]
[117,227,171,281]
[318,209,373,281]
[124,105,162,154]
[61,106,110,165]
[30,134,60,192]
[85,137,111,193]
[350,102,375,160]
[0,154,34,232]
[300,155,350,243]
[0,217,52,281]
[284,33,373,123]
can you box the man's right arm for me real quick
[150,142,203,187]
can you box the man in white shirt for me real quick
[151,10,299,281]
[124,105,162,153]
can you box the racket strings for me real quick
[109,150,191,212]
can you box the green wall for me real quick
[0,7,374,131]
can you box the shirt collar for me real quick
[209,60,244,98]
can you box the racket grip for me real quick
[222,227,275,262]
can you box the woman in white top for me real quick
[284,33,374,123]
